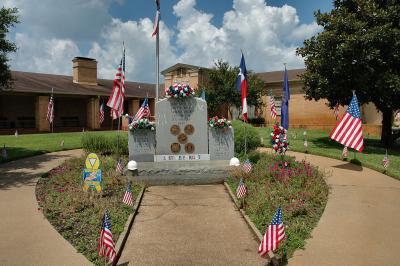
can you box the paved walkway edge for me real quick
[113,186,146,266]
[224,182,278,265]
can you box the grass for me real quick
[36,155,142,266]
[0,131,126,163]
[257,127,400,180]
[227,152,329,262]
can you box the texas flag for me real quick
[236,52,248,122]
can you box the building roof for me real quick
[256,68,305,83]
[161,63,205,75]
[7,71,157,98]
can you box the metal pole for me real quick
[156,25,160,102]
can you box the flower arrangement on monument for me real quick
[128,118,155,131]
[208,116,232,128]
[165,83,195,98]
[271,124,289,155]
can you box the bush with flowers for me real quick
[208,116,232,129]
[165,83,195,98]
[271,124,289,155]
[128,118,155,131]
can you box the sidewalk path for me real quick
[285,151,400,266]
[119,185,265,266]
[0,150,91,266]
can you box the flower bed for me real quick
[36,155,143,265]
[165,83,195,98]
[208,116,232,128]
[227,152,328,261]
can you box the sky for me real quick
[4,0,333,83]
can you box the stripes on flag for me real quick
[98,210,116,262]
[258,207,285,257]
[99,102,105,125]
[116,159,124,174]
[383,150,390,170]
[236,178,247,199]
[107,48,125,120]
[329,93,364,152]
[152,10,160,37]
[134,98,151,121]
[270,95,277,120]
[122,182,134,206]
[243,159,252,173]
[46,95,54,124]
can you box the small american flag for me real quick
[304,140,308,148]
[134,98,151,121]
[236,178,247,199]
[122,182,134,206]
[330,93,364,152]
[116,159,124,174]
[342,146,348,159]
[258,207,285,257]
[270,95,277,120]
[99,102,105,125]
[107,47,125,120]
[98,210,116,262]
[1,144,7,160]
[334,104,339,121]
[46,95,54,124]
[243,159,252,173]
[382,150,390,170]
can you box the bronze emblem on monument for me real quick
[170,143,181,153]
[184,124,194,135]
[170,125,180,135]
[185,143,195,153]
[178,133,188,144]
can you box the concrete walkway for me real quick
[118,185,266,266]
[285,151,400,266]
[0,150,91,266]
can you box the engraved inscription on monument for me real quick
[209,127,234,160]
[128,129,156,162]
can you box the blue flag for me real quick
[281,66,290,129]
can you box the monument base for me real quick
[125,160,230,185]
[154,154,210,162]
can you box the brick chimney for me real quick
[72,57,97,85]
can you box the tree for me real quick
[203,60,265,118]
[297,0,400,147]
[0,7,19,90]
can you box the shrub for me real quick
[81,132,128,155]
[232,120,261,155]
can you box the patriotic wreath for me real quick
[128,118,155,131]
[165,83,195,98]
[208,116,232,128]
[271,124,289,155]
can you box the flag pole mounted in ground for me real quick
[152,0,160,102]
[46,87,55,133]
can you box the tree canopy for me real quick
[0,7,19,90]
[203,60,265,119]
[297,0,400,146]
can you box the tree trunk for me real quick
[380,108,393,147]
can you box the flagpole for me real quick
[156,19,159,102]
[240,48,248,156]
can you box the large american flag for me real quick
[236,178,247,199]
[270,95,277,120]
[383,150,390,170]
[329,93,364,152]
[122,182,134,206]
[258,207,285,257]
[107,47,125,120]
[46,95,54,124]
[134,98,151,121]
[152,0,160,36]
[99,102,105,125]
[98,210,116,262]
[243,159,252,173]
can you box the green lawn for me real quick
[0,131,125,163]
[257,127,400,180]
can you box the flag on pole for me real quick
[270,95,277,120]
[134,98,151,121]
[107,47,125,120]
[258,207,285,257]
[46,95,54,124]
[151,0,161,37]
[342,146,348,159]
[1,144,7,160]
[382,150,390,170]
[334,104,339,121]
[281,66,290,130]
[99,102,105,125]
[98,210,116,262]
[122,182,134,206]
[329,92,364,152]
[236,178,247,199]
[243,158,253,173]
[116,158,124,174]
[236,52,248,122]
